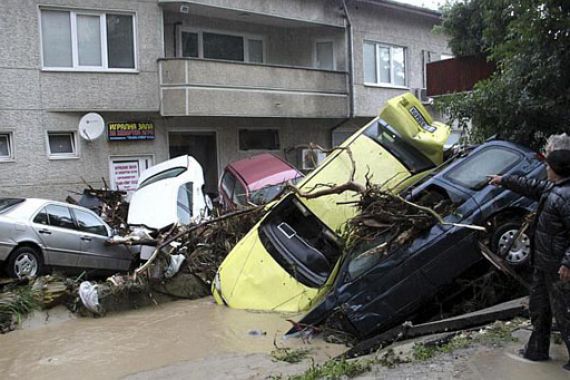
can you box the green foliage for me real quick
[412,335,471,361]
[412,320,522,361]
[0,285,40,326]
[436,0,570,149]
[289,358,372,380]
[271,347,312,364]
[435,0,486,57]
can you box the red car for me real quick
[219,153,303,210]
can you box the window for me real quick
[233,180,248,206]
[40,9,136,71]
[363,41,406,86]
[74,209,108,236]
[33,208,49,225]
[0,199,24,214]
[139,167,186,189]
[315,41,334,70]
[0,133,13,160]
[445,147,521,190]
[239,129,280,151]
[247,39,264,63]
[176,183,194,224]
[364,120,434,174]
[221,171,236,201]
[181,31,198,58]
[259,195,342,288]
[203,32,244,61]
[47,132,77,158]
[44,205,75,229]
[178,28,264,63]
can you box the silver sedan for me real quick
[0,198,135,278]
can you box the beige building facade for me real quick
[0,0,450,199]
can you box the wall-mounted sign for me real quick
[108,122,155,141]
[111,160,141,192]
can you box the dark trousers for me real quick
[525,269,570,361]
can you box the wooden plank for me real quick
[342,297,528,359]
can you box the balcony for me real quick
[159,58,349,118]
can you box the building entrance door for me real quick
[169,132,219,196]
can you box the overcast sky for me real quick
[392,0,446,11]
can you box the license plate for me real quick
[410,106,436,133]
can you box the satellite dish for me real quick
[78,113,105,141]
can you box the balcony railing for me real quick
[159,58,349,118]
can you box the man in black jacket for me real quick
[489,147,570,371]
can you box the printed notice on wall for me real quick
[111,160,140,192]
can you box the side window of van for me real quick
[177,182,194,224]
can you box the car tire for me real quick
[7,246,43,279]
[491,222,531,266]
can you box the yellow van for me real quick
[213,93,451,312]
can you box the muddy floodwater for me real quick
[0,298,344,379]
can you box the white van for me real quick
[127,155,210,230]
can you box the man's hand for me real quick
[487,175,503,186]
[559,265,570,282]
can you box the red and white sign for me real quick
[111,160,140,192]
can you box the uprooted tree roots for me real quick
[342,184,455,256]
[177,206,266,283]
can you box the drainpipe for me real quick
[329,0,355,146]
[342,0,355,118]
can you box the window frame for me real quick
[363,40,407,88]
[39,7,138,72]
[46,131,79,160]
[0,132,15,162]
[443,146,523,191]
[42,204,77,231]
[237,128,280,152]
[71,207,109,237]
[176,26,266,64]
[314,39,335,70]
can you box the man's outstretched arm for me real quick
[488,175,551,202]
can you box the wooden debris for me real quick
[342,297,529,359]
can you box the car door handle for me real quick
[38,229,52,235]
[80,236,92,242]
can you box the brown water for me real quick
[0,298,344,380]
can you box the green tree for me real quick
[435,0,570,149]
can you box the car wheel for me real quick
[7,246,43,279]
[491,223,531,266]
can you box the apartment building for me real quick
[0,0,450,199]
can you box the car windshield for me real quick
[364,119,435,174]
[139,167,186,189]
[250,176,304,205]
[259,194,342,288]
[0,198,25,213]
[445,146,521,190]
